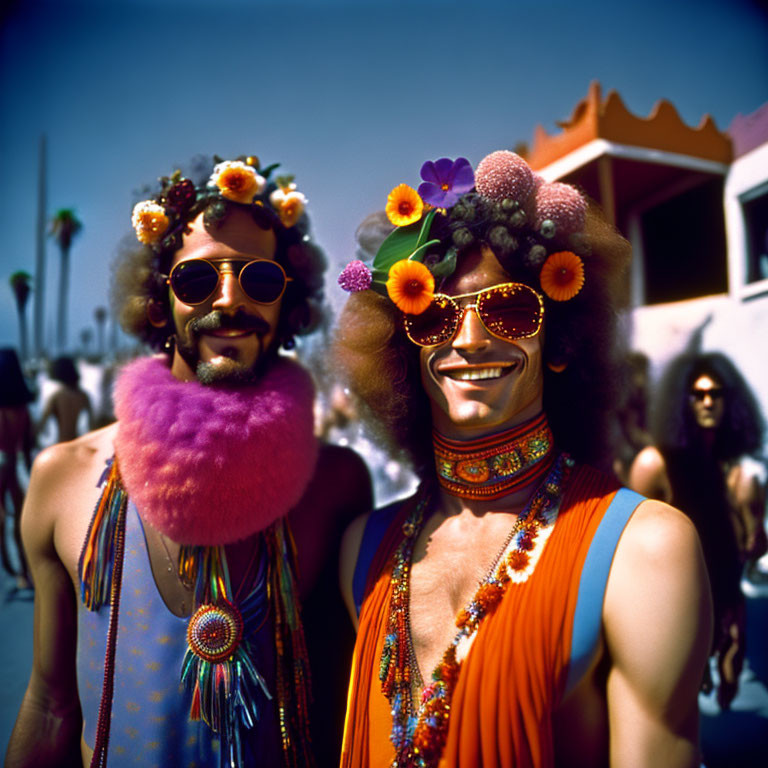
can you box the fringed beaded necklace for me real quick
[433,412,554,500]
[380,451,574,768]
[79,459,314,768]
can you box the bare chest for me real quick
[407,513,519,684]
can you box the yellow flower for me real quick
[539,251,585,301]
[270,188,306,228]
[209,160,265,203]
[386,259,435,315]
[385,184,424,227]
[131,201,169,245]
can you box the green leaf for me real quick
[274,174,295,188]
[430,248,458,278]
[415,209,437,248]
[372,210,438,273]
[261,163,280,178]
[372,221,422,272]
[407,239,441,263]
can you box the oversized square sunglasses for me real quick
[167,258,292,306]
[403,282,544,347]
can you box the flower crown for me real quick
[338,151,588,315]
[131,155,308,252]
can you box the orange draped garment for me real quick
[341,464,619,768]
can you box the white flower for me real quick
[270,188,307,228]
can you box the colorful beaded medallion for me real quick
[380,451,574,767]
[187,600,244,663]
[433,413,554,500]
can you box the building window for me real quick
[742,183,768,285]
[640,177,727,304]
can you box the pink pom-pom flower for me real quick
[475,151,536,203]
[534,182,587,236]
[338,260,373,292]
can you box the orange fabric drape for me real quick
[341,465,618,768]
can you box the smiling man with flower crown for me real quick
[6,155,371,768]
[335,151,712,767]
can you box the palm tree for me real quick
[9,271,32,361]
[94,306,107,358]
[80,327,93,356]
[49,208,82,351]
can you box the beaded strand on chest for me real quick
[380,452,574,768]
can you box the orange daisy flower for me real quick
[210,160,265,204]
[131,201,169,245]
[539,251,585,301]
[385,184,424,227]
[386,259,435,315]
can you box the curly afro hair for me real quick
[111,155,327,353]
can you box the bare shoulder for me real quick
[617,497,698,560]
[28,422,117,500]
[606,498,704,613]
[24,423,118,571]
[631,446,665,473]
[628,446,671,501]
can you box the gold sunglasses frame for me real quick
[166,258,293,306]
[403,282,544,347]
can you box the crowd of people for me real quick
[0,350,99,591]
[1,150,766,768]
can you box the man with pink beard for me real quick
[7,155,370,768]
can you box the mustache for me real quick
[188,310,271,337]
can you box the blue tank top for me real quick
[76,500,281,766]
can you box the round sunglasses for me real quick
[167,258,292,306]
[403,282,544,347]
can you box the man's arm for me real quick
[603,499,712,768]
[5,447,84,767]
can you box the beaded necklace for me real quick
[433,412,554,500]
[380,451,574,768]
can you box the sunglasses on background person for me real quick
[689,387,724,403]
[404,282,545,347]
[167,258,292,306]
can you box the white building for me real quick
[528,83,768,434]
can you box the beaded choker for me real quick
[380,451,574,767]
[432,412,554,500]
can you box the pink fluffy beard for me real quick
[114,356,318,545]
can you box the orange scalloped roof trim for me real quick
[527,81,732,170]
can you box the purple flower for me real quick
[418,157,475,208]
[338,260,372,292]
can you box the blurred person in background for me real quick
[612,350,652,484]
[37,355,93,443]
[0,347,34,590]
[630,351,767,710]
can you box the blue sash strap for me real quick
[564,487,645,696]
[352,500,404,617]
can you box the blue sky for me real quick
[1,0,766,354]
